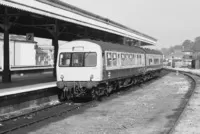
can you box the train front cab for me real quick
[56,41,103,99]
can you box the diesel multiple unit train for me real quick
[56,40,163,101]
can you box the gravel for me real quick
[11,72,191,134]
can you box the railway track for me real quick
[166,70,198,134]
[0,100,93,134]
[0,69,180,134]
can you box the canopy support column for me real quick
[2,7,11,83]
[52,33,58,78]
[46,20,60,78]
[48,20,60,78]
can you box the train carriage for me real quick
[56,39,163,101]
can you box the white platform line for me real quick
[0,82,57,97]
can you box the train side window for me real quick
[129,54,132,65]
[134,54,137,65]
[113,53,117,66]
[125,54,129,66]
[137,55,140,65]
[149,59,153,65]
[142,55,145,65]
[107,52,112,67]
[121,54,125,66]
[132,54,135,65]
[154,58,159,64]
[118,53,121,66]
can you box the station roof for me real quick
[0,0,157,45]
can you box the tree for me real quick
[195,36,200,42]
[182,40,193,52]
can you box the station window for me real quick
[107,52,112,67]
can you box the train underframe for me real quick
[57,69,162,102]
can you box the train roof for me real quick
[67,39,162,55]
[80,39,145,53]
[143,48,163,55]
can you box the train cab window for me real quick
[132,54,135,65]
[59,53,71,66]
[72,53,84,67]
[112,53,117,66]
[85,52,97,67]
[107,52,112,67]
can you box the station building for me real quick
[0,34,37,68]
[0,34,55,69]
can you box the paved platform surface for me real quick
[0,72,56,97]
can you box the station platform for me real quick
[0,72,56,97]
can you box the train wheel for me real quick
[91,88,97,100]
[58,90,66,102]
[91,88,101,101]
[104,89,110,97]
[113,82,119,91]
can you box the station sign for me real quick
[26,33,34,42]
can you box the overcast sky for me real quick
[61,0,200,49]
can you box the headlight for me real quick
[90,74,94,81]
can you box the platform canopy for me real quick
[0,0,157,45]
[0,0,158,83]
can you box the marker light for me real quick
[60,75,64,80]
[90,74,94,81]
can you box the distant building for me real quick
[192,40,200,69]
[182,42,193,67]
